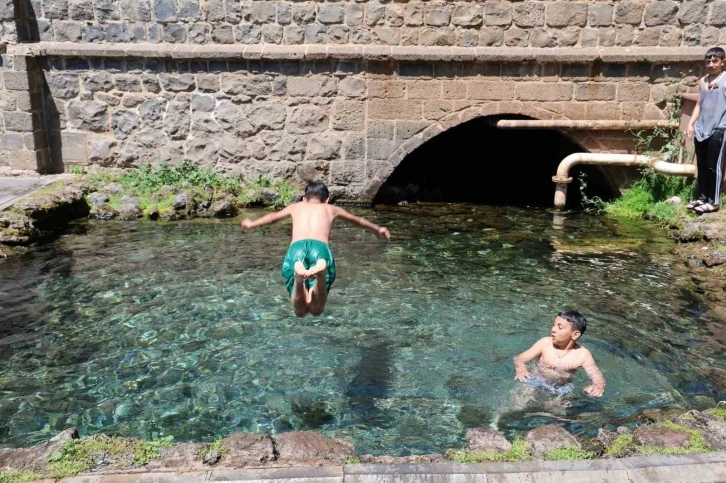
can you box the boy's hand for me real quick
[241,219,255,230]
[378,227,391,240]
[686,124,695,141]
[584,384,604,397]
[514,368,531,381]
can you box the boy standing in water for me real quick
[241,182,391,317]
[513,310,606,398]
[686,47,726,215]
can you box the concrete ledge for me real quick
[12,43,706,64]
[53,453,726,483]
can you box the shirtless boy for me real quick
[241,182,391,317]
[513,310,606,398]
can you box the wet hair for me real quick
[705,47,726,60]
[304,182,329,201]
[557,310,587,335]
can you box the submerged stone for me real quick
[526,424,580,458]
[275,431,355,463]
[466,427,512,454]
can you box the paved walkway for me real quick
[58,452,726,483]
[0,175,73,211]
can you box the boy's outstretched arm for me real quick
[333,207,391,239]
[241,205,294,231]
[582,351,606,397]
[513,337,546,381]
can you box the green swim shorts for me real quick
[281,239,336,296]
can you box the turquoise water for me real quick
[0,204,724,455]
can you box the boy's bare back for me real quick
[288,202,343,244]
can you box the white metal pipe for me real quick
[496,120,679,130]
[552,153,696,210]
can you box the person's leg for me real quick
[291,261,310,317]
[307,259,328,315]
[695,138,710,203]
[714,130,726,205]
[698,131,725,209]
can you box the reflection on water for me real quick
[0,204,724,455]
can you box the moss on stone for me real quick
[447,438,532,463]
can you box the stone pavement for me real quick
[58,452,726,483]
[0,175,72,211]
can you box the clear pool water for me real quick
[0,204,724,455]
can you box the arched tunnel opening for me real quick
[374,115,617,208]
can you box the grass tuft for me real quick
[0,468,45,483]
[47,435,173,478]
[344,458,362,465]
[448,438,532,463]
[604,434,634,457]
[544,446,594,461]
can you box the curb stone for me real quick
[54,452,726,483]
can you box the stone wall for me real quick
[3,0,726,48]
[0,51,697,200]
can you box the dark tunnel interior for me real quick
[373,115,617,208]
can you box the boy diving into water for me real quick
[513,310,606,398]
[241,182,391,317]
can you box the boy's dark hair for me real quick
[705,47,726,59]
[304,182,329,201]
[557,310,587,335]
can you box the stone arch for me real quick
[361,105,597,203]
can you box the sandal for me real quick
[687,199,705,210]
[694,203,719,215]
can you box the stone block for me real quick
[614,1,645,25]
[468,81,514,100]
[338,77,365,98]
[153,0,176,21]
[327,25,348,44]
[516,83,573,101]
[660,25,682,46]
[574,83,616,101]
[407,80,441,99]
[287,77,336,97]
[3,71,30,91]
[292,3,315,24]
[368,99,422,120]
[318,3,343,24]
[547,2,587,27]
[60,132,88,161]
[245,1,275,24]
[680,0,708,24]
[284,25,304,44]
[616,25,635,46]
[306,24,326,44]
[306,134,341,160]
[47,74,80,99]
[479,27,504,46]
[421,100,451,120]
[368,80,406,98]
[404,3,423,26]
[530,28,556,48]
[8,150,38,170]
[645,1,678,26]
[367,121,394,139]
[163,23,185,43]
[505,27,529,46]
[395,120,431,140]
[585,102,622,120]
[237,24,261,43]
[425,3,451,27]
[452,5,482,27]
[346,3,363,26]
[0,91,16,111]
[513,3,544,27]
[331,100,364,131]
[387,4,404,27]
[115,74,142,92]
[708,1,726,27]
[634,27,661,46]
[372,28,401,45]
[287,105,328,133]
[159,73,195,92]
[442,81,466,99]
[68,101,108,132]
[683,24,702,45]
[3,112,33,132]
[365,137,397,160]
[485,2,512,26]
[366,3,385,26]
[588,4,613,26]
[330,162,365,184]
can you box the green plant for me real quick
[604,434,634,457]
[544,446,594,461]
[344,457,361,464]
[0,468,44,483]
[47,435,173,478]
[270,180,297,210]
[119,162,241,195]
[448,438,532,463]
[706,401,726,419]
[68,165,85,175]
